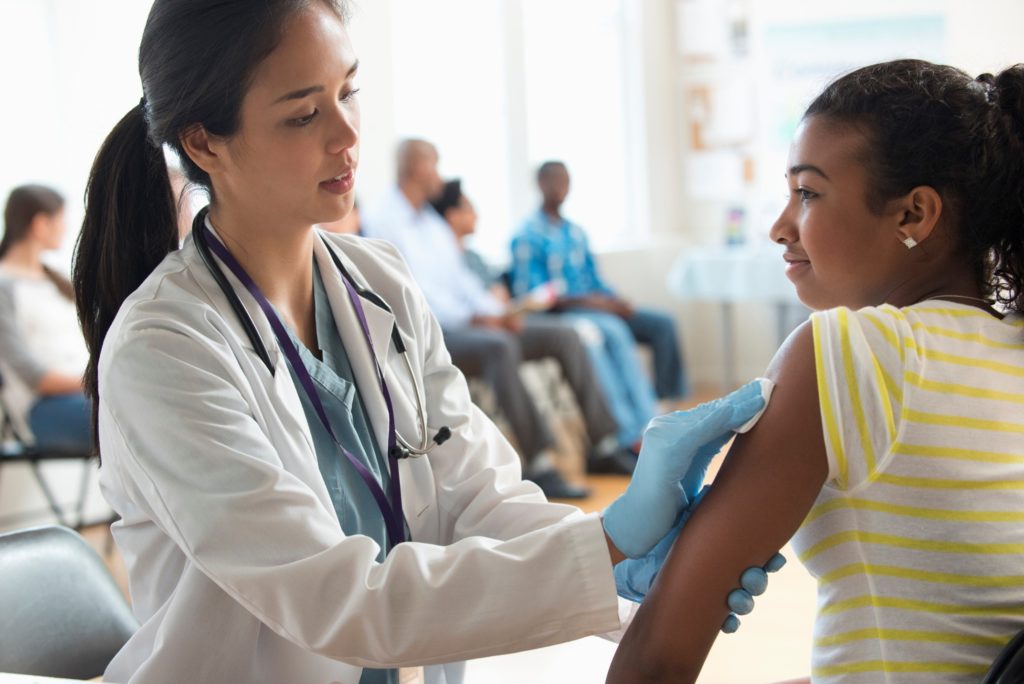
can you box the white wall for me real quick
[946,0,1024,74]
[0,0,151,270]
[346,0,400,207]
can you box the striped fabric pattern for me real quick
[791,302,1024,683]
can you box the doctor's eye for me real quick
[340,88,361,104]
[287,110,318,127]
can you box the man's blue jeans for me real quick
[623,307,688,400]
[562,310,659,446]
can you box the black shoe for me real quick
[527,469,591,499]
[587,448,638,476]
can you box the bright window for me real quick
[521,0,636,251]
[390,0,513,262]
[389,0,639,262]
[0,0,150,269]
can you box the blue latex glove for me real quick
[614,489,787,633]
[613,489,707,603]
[721,553,787,633]
[603,380,767,558]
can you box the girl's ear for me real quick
[894,185,942,247]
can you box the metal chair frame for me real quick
[0,369,95,529]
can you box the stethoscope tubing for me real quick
[192,211,446,458]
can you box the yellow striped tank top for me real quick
[792,302,1024,682]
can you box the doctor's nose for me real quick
[325,106,359,156]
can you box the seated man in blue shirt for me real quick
[430,179,640,467]
[363,142,635,499]
[510,161,689,449]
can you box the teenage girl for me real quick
[608,59,1024,683]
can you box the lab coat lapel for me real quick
[184,230,320,486]
[188,227,284,372]
[313,235,395,454]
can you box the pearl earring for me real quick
[902,236,918,249]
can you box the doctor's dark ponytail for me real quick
[74,0,348,455]
[76,104,176,455]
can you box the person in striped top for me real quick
[607,59,1024,683]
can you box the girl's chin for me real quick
[793,284,837,312]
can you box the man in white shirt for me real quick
[364,142,636,499]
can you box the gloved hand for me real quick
[613,490,787,632]
[613,489,707,603]
[721,552,787,633]
[603,380,768,558]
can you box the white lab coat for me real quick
[97,229,623,684]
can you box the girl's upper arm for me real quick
[607,321,829,683]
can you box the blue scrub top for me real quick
[282,261,397,684]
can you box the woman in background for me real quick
[0,184,90,452]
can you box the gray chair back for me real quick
[0,525,138,679]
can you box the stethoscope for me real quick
[192,208,451,548]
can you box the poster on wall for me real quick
[734,13,947,230]
[757,14,947,175]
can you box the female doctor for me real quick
[73,2,774,682]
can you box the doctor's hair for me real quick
[74,0,349,455]
[804,59,1024,313]
[1,184,73,300]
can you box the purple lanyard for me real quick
[202,227,406,550]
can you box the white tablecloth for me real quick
[667,243,800,304]
[666,243,806,388]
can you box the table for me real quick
[667,243,807,389]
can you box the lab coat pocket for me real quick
[398,455,441,546]
[398,457,434,520]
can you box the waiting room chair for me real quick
[983,628,1024,684]
[0,368,96,529]
[0,524,137,679]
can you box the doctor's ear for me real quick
[179,125,226,177]
[893,185,942,249]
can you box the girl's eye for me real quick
[795,188,817,203]
[341,88,361,104]
[287,110,318,127]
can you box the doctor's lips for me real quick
[783,251,811,278]
[319,169,355,195]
